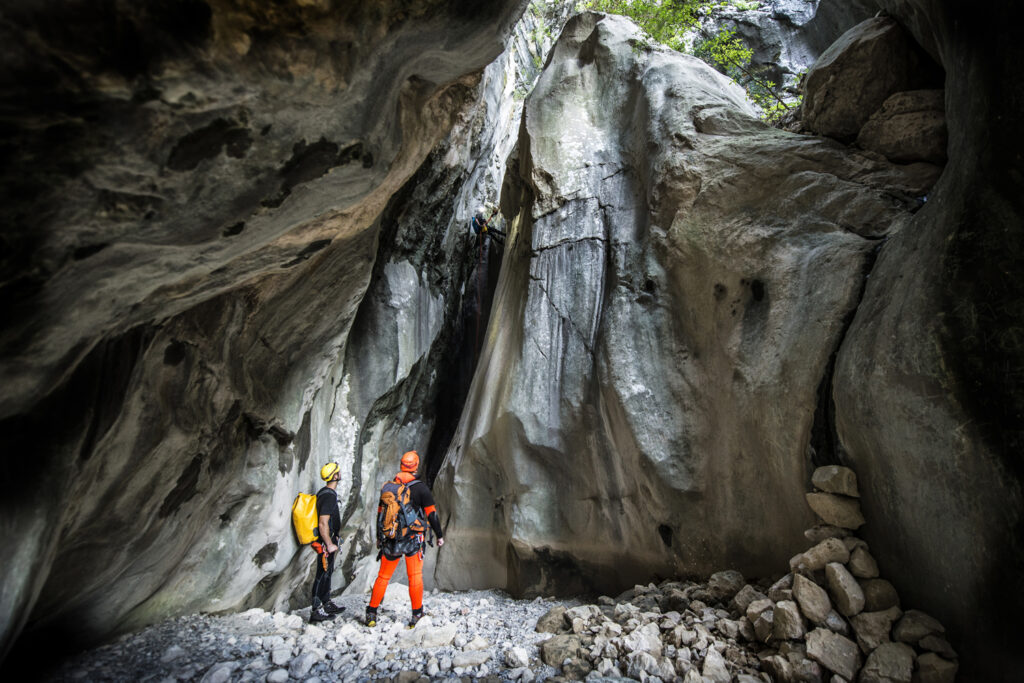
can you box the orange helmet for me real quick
[400,450,420,473]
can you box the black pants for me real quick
[311,542,336,608]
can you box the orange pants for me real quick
[369,552,423,610]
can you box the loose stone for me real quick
[859,641,915,683]
[850,606,903,653]
[826,562,865,617]
[811,466,860,497]
[768,574,795,603]
[802,538,851,571]
[793,573,832,624]
[860,578,900,612]
[288,652,319,678]
[707,570,745,602]
[536,605,568,633]
[753,609,775,643]
[702,648,731,683]
[914,652,958,683]
[730,585,767,614]
[848,546,880,578]
[804,525,852,544]
[806,627,862,680]
[540,634,583,667]
[918,634,956,659]
[772,600,806,640]
[504,646,529,668]
[806,493,866,529]
[893,609,944,644]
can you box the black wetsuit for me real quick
[311,486,341,609]
[472,212,505,245]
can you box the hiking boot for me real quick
[324,600,346,615]
[365,606,378,628]
[309,605,336,623]
[408,608,424,629]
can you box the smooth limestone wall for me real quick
[0,0,530,662]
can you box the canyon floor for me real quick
[40,577,778,683]
[45,586,574,683]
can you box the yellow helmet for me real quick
[320,462,340,481]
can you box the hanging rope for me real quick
[472,208,500,365]
[475,231,484,364]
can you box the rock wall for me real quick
[695,0,880,103]
[0,0,530,662]
[831,1,1024,678]
[332,0,576,595]
[433,10,928,598]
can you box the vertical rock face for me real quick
[0,0,529,661]
[697,0,881,99]
[332,0,575,593]
[433,11,926,597]
[832,1,1024,677]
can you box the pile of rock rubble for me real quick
[534,465,959,683]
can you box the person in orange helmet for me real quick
[365,450,445,628]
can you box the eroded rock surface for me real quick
[833,2,1024,678]
[856,89,947,164]
[434,11,925,597]
[0,0,530,662]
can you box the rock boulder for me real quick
[856,89,947,164]
[803,16,942,139]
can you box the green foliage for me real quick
[749,81,801,124]
[581,0,795,124]
[513,1,561,100]
[692,28,752,72]
[583,0,710,52]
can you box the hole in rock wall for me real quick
[657,524,673,547]
[72,243,109,260]
[749,279,765,302]
[252,542,278,566]
[222,221,245,237]
[163,340,187,366]
[157,453,203,518]
[166,118,252,172]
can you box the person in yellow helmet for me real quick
[365,450,445,628]
[309,462,346,623]
[471,205,505,246]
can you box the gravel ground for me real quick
[45,585,580,682]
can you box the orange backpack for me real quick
[378,479,425,541]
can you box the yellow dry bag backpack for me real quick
[291,492,319,545]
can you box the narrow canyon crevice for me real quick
[808,238,887,470]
